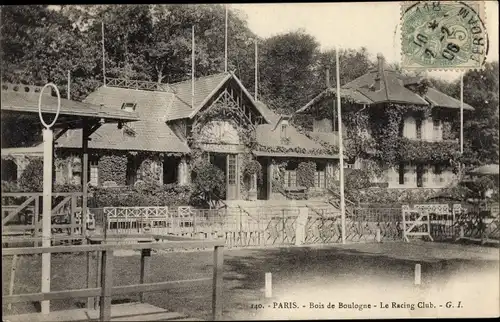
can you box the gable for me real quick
[164,72,271,125]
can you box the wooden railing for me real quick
[2,237,225,321]
[2,192,85,243]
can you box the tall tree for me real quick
[258,30,321,114]
[461,62,499,165]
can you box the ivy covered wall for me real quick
[98,153,128,186]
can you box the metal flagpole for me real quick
[225,5,228,73]
[67,70,70,100]
[38,83,61,314]
[255,39,258,101]
[102,21,106,86]
[335,47,346,244]
[460,72,464,155]
[192,25,195,109]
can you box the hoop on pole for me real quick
[38,83,61,129]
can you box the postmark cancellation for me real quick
[401,1,488,71]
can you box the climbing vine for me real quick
[297,161,316,188]
[138,155,163,184]
[397,138,461,163]
[98,154,128,186]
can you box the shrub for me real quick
[242,159,263,183]
[344,169,371,202]
[297,161,316,188]
[90,183,192,208]
[19,158,43,191]
[464,176,496,199]
[191,160,226,207]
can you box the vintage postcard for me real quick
[1,2,499,321]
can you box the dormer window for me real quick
[121,102,137,112]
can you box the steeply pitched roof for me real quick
[342,68,429,105]
[56,121,190,153]
[425,87,474,110]
[255,102,329,157]
[57,85,189,153]
[84,86,175,121]
[295,88,372,114]
[296,56,476,114]
[164,71,271,124]
[165,72,231,121]
[307,131,340,147]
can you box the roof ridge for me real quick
[99,85,176,95]
[171,72,229,87]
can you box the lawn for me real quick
[2,241,499,320]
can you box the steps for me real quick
[226,199,341,217]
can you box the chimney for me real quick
[377,53,385,79]
[326,66,331,88]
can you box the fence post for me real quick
[100,249,114,321]
[34,197,40,247]
[402,207,407,242]
[282,209,285,244]
[193,211,197,236]
[71,196,76,237]
[94,250,102,310]
[212,245,224,321]
[8,254,18,311]
[139,248,151,303]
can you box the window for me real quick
[315,163,326,188]
[399,163,405,185]
[89,160,99,186]
[228,154,237,185]
[433,119,442,141]
[416,119,422,140]
[284,170,297,187]
[433,164,443,184]
[126,155,141,186]
[315,171,326,188]
[416,165,424,188]
[121,102,137,111]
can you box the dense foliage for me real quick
[296,161,316,188]
[18,158,43,191]
[98,154,128,186]
[89,183,191,207]
[190,159,226,207]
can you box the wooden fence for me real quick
[2,237,225,321]
[94,203,500,246]
[1,192,89,246]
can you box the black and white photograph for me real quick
[1,2,499,321]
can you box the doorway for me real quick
[209,152,239,200]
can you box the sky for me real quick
[232,2,499,81]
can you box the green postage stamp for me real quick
[401,1,488,71]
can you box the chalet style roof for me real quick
[255,102,338,159]
[56,85,189,153]
[0,83,139,128]
[57,71,274,154]
[164,71,271,123]
[296,54,476,114]
[425,87,474,110]
[56,121,190,153]
[165,72,231,121]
